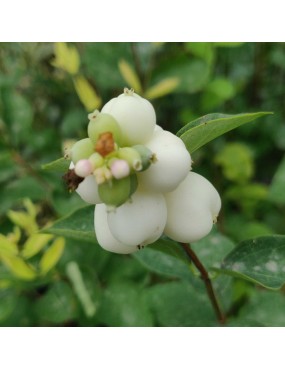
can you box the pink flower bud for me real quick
[110,159,130,179]
[74,159,93,178]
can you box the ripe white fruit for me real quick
[164,172,221,243]
[101,92,156,145]
[76,174,102,204]
[95,204,137,254]
[107,189,167,246]
[138,130,191,192]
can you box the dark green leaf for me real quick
[34,281,76,324]
[268,154,285,205]
[96,281,153,327]
[215,235,285,289]
[42,205,97,244]
[41,157,71,172]
[134,238,192,280]
[177,112,272,153]
[229,290,285,327]
[145,281,216,326]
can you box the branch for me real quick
[181,242,226,325]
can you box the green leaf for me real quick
[268,154,285,205]
[42,206,97,244]
[34,281,76,324]
[177,112,272,154]
[133,238,192,280]
[231,290,285,327]
[145,281,216,326]
[96,281,153,327]
[41,157,71,172]
[185,42,215,65]
[215,235,285,289]
[39,237,65,274]
[191,229,235,272]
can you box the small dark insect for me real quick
[62,169,84,192]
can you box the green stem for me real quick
[181,242,226,325]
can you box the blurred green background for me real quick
[0,42,285,327]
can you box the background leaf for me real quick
[177,112,272,153]
[41,157,71,173]
[42,206,97,244]
[39,237,65,274]
[215,235,285,289]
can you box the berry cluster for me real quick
[67,88,221,254]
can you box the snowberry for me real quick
[138,130,192,192]
[107,189,167,247]
[164,172,221,243]
[88,112,122,146]
[95,204,138,254]
[101,89,156,145]
[76,174,102,205]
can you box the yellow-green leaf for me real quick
[1,255,36,280]
[0,235,18,256]
[52,42,80,75]
[22,234,54,259]
[7,210,38,235]
[118,59,142,94]
[23,198,38,219]
[145,78,180,100]
[73,75,102,111]
[39,237,65,274]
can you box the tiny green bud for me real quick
[88,112,122,146]
[71,138,94,164]
[118,147,142,171]
[89,152,104,170]
[132,145,154,171]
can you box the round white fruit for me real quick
[164,172,221,243]
[95,204,137,254]
[138,130,191,192]
[107,189,167,246]
[101,93,156,145]
[76,174,102,204]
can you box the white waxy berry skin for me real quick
[164,172,221,243]
[76,175,102,205]
[95,204,138,254]
[70,162,102,204]
[138,130,192,193]
[101,92,156,145]
[107,189,167,247]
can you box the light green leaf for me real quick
[268,154,285,205]
[41,157,71,172]
[39,237,65,274]
[0,235,18,256]
[215,235,285,289]
[22,234,53,259]
[177,112,272,154]
[66,261,97,318]
[214,142,254,183]
[118,59,142,94]
[144,77,180,99]
[34,281,76,324]
[1,255,37,280]
[42,205,97,244]
[7,210,38,235]
[133,238,192,280]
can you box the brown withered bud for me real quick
[95,132,115,157]
[62,169,84,192]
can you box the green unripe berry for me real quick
[118,147,142,171]
[132,145,154,171]
[88,113,123,146]
[98,174,138,207]
[71,138,94,164]
[89,152,104,169]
